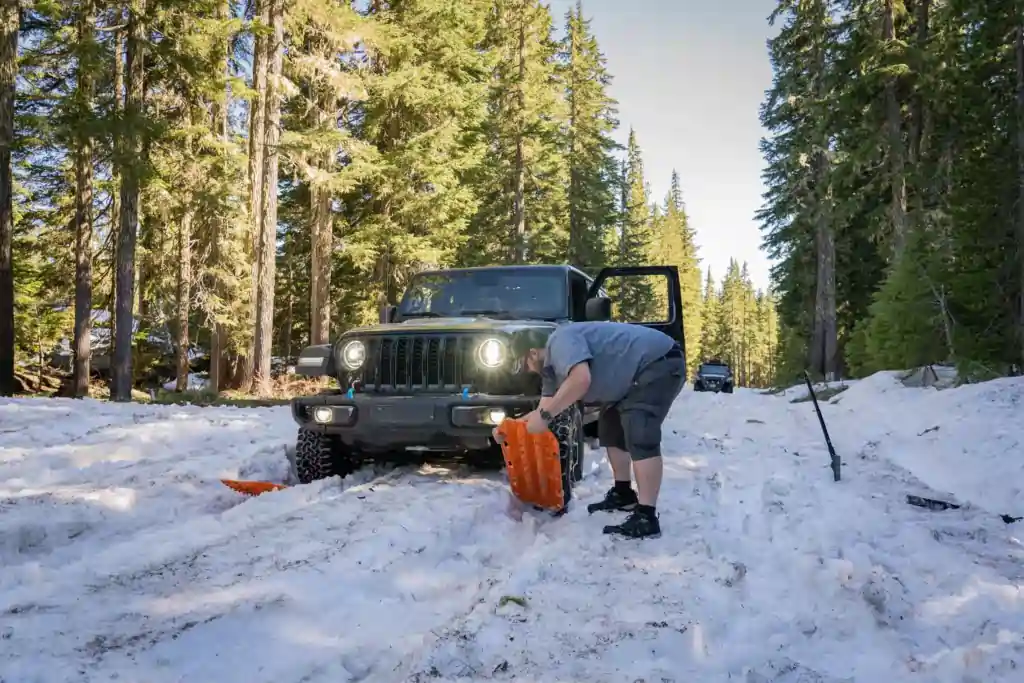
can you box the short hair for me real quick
[510,327,553,358]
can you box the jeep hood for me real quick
[341,317,560,337]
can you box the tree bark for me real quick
[310,166,332,346]
[237,0,269,391]
[1016,16,1024,365]
[808,1,838,380]
[510,10,527,264]
[108,24,124,382]
[883,0,908,259]
[175,104,195,393]
[0,0,17,396]
[567,5,580,268]
[111,0,146,402]
[72,0,97,397]
[253,0,283,394]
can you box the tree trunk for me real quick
[809,2,838,380]
[310,166,332,346]
[73,1,97,398]
[108,25,124,382]
[883,0,908,259]
[567,7,579,268]
[175,106,194,393]
[111,0,146,402]
[253,0,283,395]
[0,0,16,396]
[283,247,293,359]
[1016,16,1024,365]
[307,27,333,347]
[510,11,526,263]
[237,0,269,391]
[206,0,232,394]
[175,208,192,392]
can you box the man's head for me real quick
[512,328,551,374]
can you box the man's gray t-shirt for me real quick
[540,321,677,403]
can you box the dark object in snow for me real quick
[906,494,960,511]
[803,371,841,482]
[905,494,1022,525]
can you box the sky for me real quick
[548,0,781,292]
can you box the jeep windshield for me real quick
[699,363,730,376]
[398,268,568,321]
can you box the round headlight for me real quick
[340,340,366,370]
[477,338,506,368]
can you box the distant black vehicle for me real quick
[693,360,733,393]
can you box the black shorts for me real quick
[597,351,686,461]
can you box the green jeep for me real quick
[290,264,686,504]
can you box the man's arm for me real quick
[543,362,591,415]
[540,328,592,415]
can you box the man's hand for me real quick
[492,425,507,444]
[524,409,549,434]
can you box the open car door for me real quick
[584,265,686,366]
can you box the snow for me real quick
[2,374,1022,682]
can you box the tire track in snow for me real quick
[1,462,550,683]
[395,390,1024,682]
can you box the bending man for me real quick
[509,321,685,539]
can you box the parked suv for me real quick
[290,264,686,505]
[693,359,734,393]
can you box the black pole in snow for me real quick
[804,370,841,482]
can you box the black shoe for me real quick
[587,485,638,514]
[603,508,661,539]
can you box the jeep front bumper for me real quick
[290,393,540,451]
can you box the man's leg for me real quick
[633,454,663,507]
[587,406,638,513]
[602,358,684,538]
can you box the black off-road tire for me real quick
[723,384,734,394]
[548,403,584,505]
[295,428,357,484]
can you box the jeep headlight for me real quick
[476,338,506,368]
[340,340,366,370]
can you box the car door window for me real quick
[568,271,589,320]
[596,271,672,324]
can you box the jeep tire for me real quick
[295,428,357,484]
[548,404,585,489]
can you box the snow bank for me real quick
[823,371,1024,517]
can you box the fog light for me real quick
[487,409,506,425]
[312,407,333,423]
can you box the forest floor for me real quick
[1,372,1022,682]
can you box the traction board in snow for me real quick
[496,419,566,512]
[220,479,288,496]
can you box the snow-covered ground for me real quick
[1,374,1022,682]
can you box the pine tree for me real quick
[559,0,620,273]
[463,0,568,266]
[653,170,702,375]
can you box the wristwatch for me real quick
[539,408,554,424]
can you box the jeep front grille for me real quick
[353,334,485,392]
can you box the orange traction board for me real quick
[496,419,572,513]
[220,479,288,496]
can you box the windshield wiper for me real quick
[457,309,520,320]
[400,311,445,318]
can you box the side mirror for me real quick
[379,304,397,324]
[585,296,611,321]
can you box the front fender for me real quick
[295,344,336,378]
